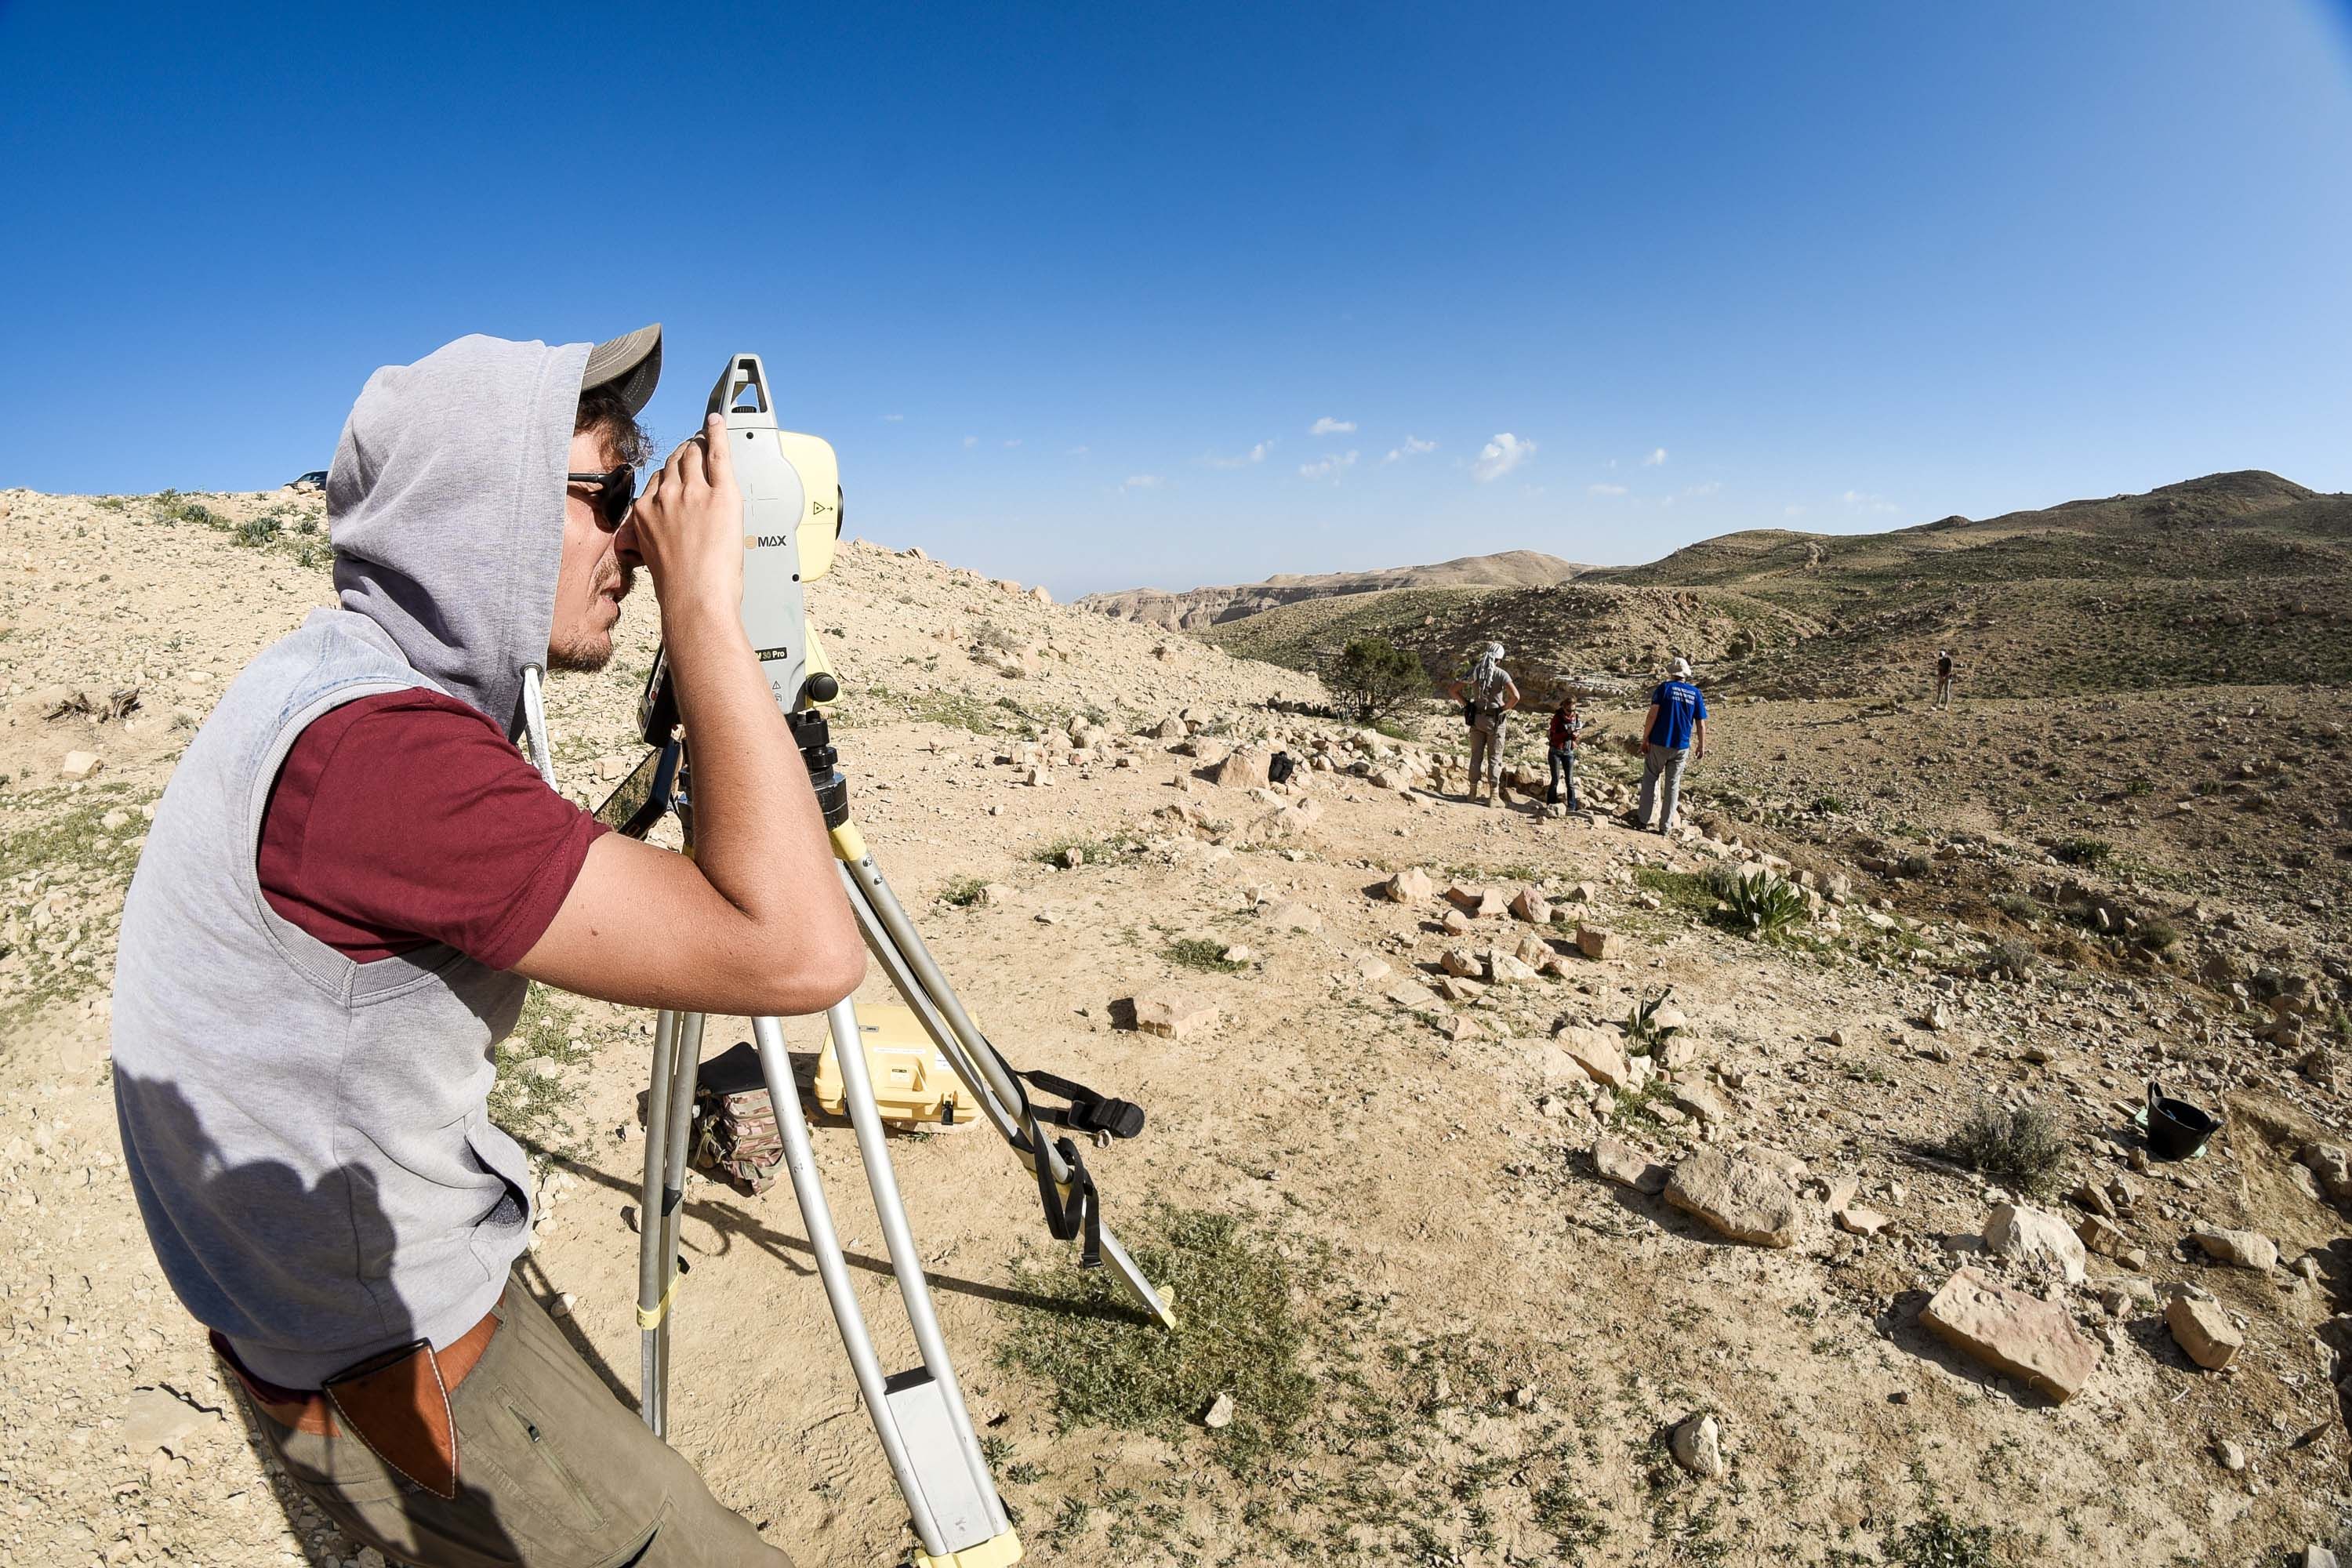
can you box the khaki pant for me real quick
[1636,743,1690,833]
[1467,712,1508,799]
[237,1278,789,1567]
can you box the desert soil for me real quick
[1,486,2347,1567]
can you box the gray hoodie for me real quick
[111,334,589,1386]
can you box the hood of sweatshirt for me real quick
[325,333,591,738]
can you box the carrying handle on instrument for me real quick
[707,353,772,421]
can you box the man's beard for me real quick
[547,560,636,673]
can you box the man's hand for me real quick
[615,414,743,618]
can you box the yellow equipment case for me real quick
[813,1004,975,1130]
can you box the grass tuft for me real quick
[1940,1100,2066,1199]
[938,875,988,907]
[996,1207,1316,1472]
[486,985,594,1156]
[1163,937,1247,974]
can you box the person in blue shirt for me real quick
[1632,656,1708,835]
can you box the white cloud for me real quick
[1783,504,1807,517]
[1587,482,1628,496]
[1298,449,1359,481]
[1310,416,1357,436]
[1381,434,1436,464]
[961,435,978,449]
[1203,440,1274,470]
[1472,433,1535,483]
[882,412,904,422]
[1120,474,1165,492]
[1642,447,1668,467]
[1842,489,1899,514]
[1003,438,1022,448]
[1679,481,1722,499]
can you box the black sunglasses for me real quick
[565,465,637,530]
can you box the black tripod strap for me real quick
[1018,1069,1145,1140]
[980,1039,1112,1269]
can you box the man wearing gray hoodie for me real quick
[111,328,858,1564]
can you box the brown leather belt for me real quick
[212,1300,500,1500]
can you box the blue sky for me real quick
[3,2,2349,598]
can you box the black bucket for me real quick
[2146,1081,2220,1160]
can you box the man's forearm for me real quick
[662,603,837,922]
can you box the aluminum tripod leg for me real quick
[833,851,1175,1329]
[636,1007,706,1437]
[749,1007,1014,1563]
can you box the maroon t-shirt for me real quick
[258,691,607,967]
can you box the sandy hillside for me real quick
[1,487,2349,1567]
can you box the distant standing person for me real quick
[1632,657,1708,836]
[1546,694,1582,811]
[1933,648,1956,710]
[1448,642,1520,806]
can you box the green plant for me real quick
[1163,938,1246,974]
[938,875,987,907]
[1990,891,2038,923]
[1940,1100,2066,1199]
[2122,775,2154,797]
[1034,833,1136,867]
[1621,985,1677,1050]
[996,1207,1316,1472]
[1327,637,1427,723]
[486,985,594,1156]
[1704,865,1807,938]
[2129,915,2179,952]
[1882,1506,1998,1568]
[2053,837,2113,868]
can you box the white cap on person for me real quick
[1670,657,1692,678]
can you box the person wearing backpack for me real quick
[1545,695,1582,810]
[1632,657,1708,835]
[1447,643,1520,806]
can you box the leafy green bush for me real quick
[1704,866,1808,938]
[1328,637,1426,723]
[1941,1101,2066,1198]
[2053,837,2114,868]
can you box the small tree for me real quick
[1328,637,1427,722]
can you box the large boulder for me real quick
[2165,1294,2242,1370]
[1210,749,1272,789]
[1664,1149,1803,1248]
[1983,1203,2088,1285]
[1385,867,1436,903]
[1919,1268,2101,1402]
[2191,1227,2278,1271]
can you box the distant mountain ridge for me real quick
[1076,549,1585,632]
[1196,470,2351,702]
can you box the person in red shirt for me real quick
[1545,695,1583,811]
[124,327,860,1566]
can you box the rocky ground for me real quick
[1,486,2348,1566]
